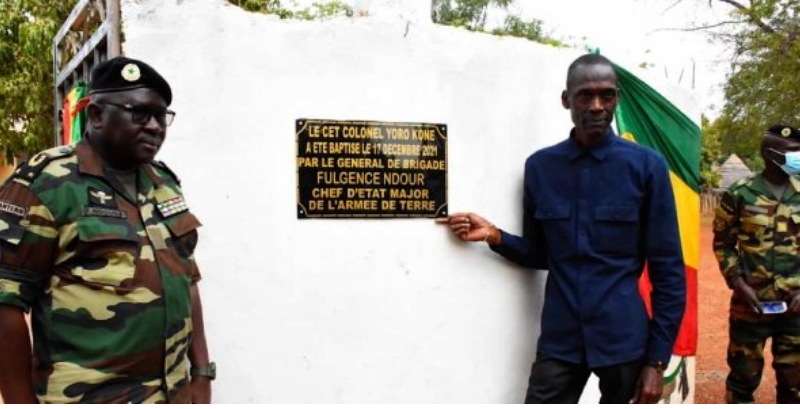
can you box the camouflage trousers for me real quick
[726,316,800,403]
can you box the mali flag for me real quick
[61,81,89,145]
[613,63,700,358]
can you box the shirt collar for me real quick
[566,128,617,162]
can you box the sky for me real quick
[287,0,736,117]
[499,0,735,117]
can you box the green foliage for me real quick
[294,2,353,20]
[228,0,353,20]
[0,0,76,162]
[492,15,566,47]
[492,15,540,39]
[229,0,282,13]
[701,115,723,188]
[432,0,563,46]
[431,0,511,31]
[708,0,800,168]
[748,154,765,173]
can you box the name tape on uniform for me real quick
[0,201,27,218]
[83,207,128,219]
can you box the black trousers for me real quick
[524,354,644,404]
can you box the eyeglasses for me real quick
[103,102,176,127]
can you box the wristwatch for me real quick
[647,360,668,373]
[190,362,217,381]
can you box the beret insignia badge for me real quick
[121,63,142,82]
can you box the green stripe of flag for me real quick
[613,64,701,192]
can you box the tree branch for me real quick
[650,20,743,33]
[662,0,684,13]
[715,0,776,34]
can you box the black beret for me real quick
[767,124,800,141]
[89,56,172,106]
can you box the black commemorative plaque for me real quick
[297,119,447,219]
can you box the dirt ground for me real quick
[696,216,777,404]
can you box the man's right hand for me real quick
[732,276,762,315]
[436,212,500,245]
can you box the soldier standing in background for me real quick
[713,124,800,404]
[0,57,214,403]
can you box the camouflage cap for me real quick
[89,56,172,105]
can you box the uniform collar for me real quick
[76,139,105,177]
[141,161,165,187]
[751,173,800,200]
[790,176,800,195]
[566,128,616,162]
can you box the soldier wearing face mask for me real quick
[713,124,800,403]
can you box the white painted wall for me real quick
[119,0,695,403]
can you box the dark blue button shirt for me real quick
[491,130,686,368]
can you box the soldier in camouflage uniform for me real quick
[0,57,213,403]
[713,124,800,404]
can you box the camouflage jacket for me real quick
[713,173,800,319]
[0,140,201,403]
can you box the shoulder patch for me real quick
[151,160,181,186]
[12,145,75,184]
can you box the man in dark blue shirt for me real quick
[440,54,686,404]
